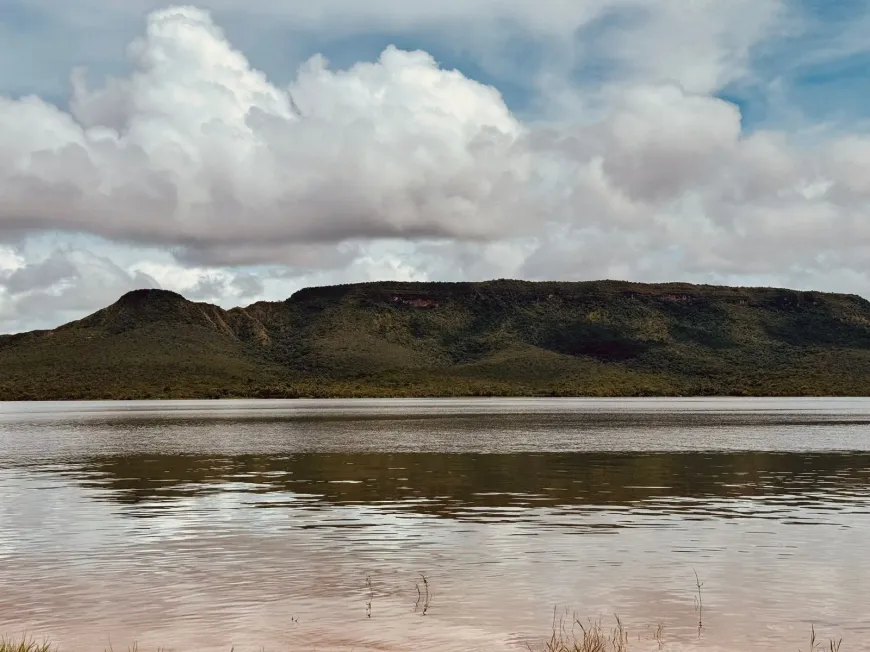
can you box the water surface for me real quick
[2,398,870,651]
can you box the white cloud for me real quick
[0,7,530,264]
[0,247,158,332]
[2,4,870,333]
[130,259,265,301]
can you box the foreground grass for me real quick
[1,621,846,652]
[1,640,53,652]
[540,618,843,652]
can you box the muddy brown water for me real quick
[2,398,870,651]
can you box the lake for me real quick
[1,398,870,651]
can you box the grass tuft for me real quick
[540,613,631,652]
[0,637,54,652]
[0,620,847,652]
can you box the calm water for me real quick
[2,398,870,651]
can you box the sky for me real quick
[2,0,870,332]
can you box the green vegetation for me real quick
[4,279,870,399]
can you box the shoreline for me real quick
[2,392,869,402]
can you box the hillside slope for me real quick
[3,281,870,399]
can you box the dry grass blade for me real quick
[418,573,431,615]
[0,621,847,651]
[541,612,631,652]
[693,567,704,635]
[0,639,55,652]
[800,624,845,652]
[653,623,665,650]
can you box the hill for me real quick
[3,280,870,399]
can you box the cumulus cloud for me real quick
[0,243,278,331]
[0,247,159,332]
[182,271,264,300]
[1,3,870,332]
[0,6,529,264]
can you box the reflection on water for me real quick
[35,452,870,523]
[1,399,870,652]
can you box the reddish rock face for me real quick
[390,296,439,308]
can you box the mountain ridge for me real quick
[3,279,870,399]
